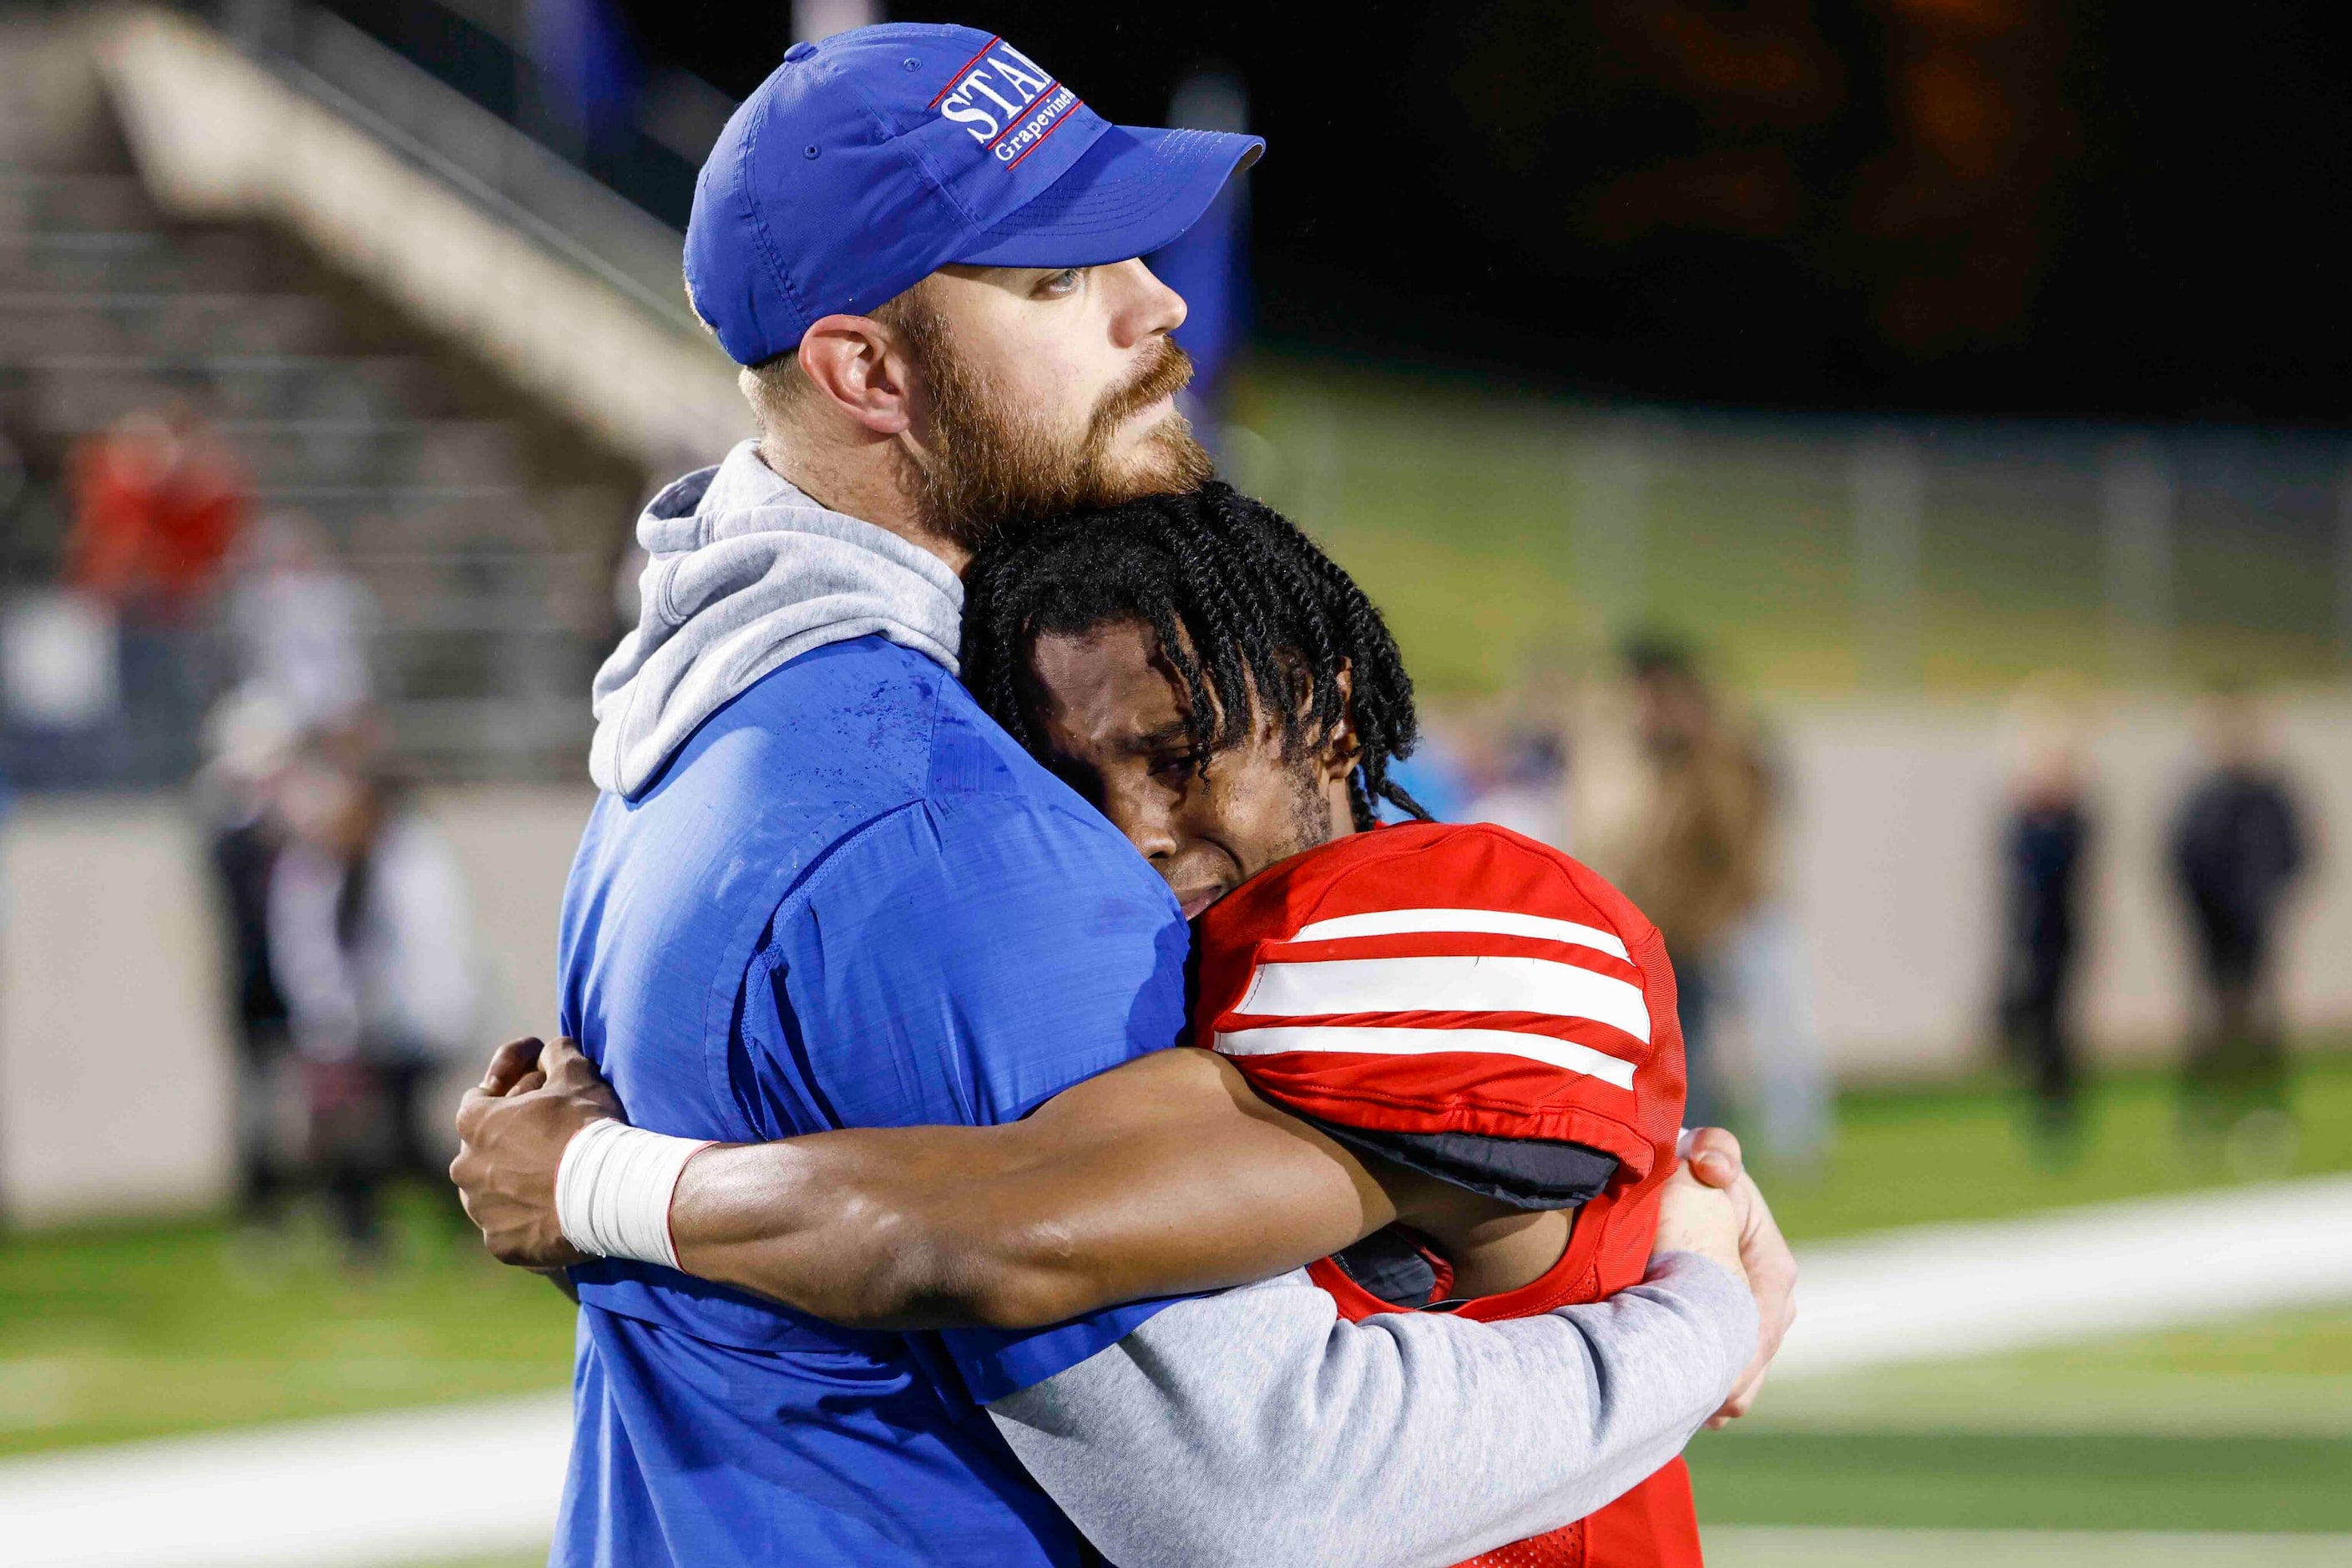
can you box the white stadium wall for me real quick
[3,709,2346,1225]
[1781,695,2352,1080]
[0,787,594,1227]
[0,799,239,1226]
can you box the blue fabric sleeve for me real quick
[741,790,1196,1399]
[945,1298,1179,1405]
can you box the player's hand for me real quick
[477,1035,551,1097]
[451,1036,624,1269]
[1680,1125,1744,1191]
[1679,1127,1798,1428]
[1653,1158,1747,1287]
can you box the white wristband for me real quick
[554,1120,712,1269]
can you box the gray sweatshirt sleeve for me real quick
[987,1252,1756,1568]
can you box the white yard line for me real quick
[1704,1528,2352,1567]
[1772,1173,2352,1379]
[5,1176,2351,1568]
[0,1396,569,1568]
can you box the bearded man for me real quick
[473,23,1793,1568]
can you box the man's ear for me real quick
[797,313,915,436]
[1318,660,1361,786]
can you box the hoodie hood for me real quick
[589,440,964,797]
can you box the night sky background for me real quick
[610,1,2352,426]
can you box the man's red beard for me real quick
[892,297,1216,552]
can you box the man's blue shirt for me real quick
[551,635,1190,1566]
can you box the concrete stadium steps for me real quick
[351,548,606,625]
[0,228,302,294]
[0,18,117,177]
[0,172,164,230]
[16,352,455,425]
[0,13,652,781]
[387,691,617,763]
[0,292,345,360]
[230,418,529,488]
[6,415,532,492]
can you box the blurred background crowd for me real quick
[3,2,2349,1564]
[1387,635,2317,1176]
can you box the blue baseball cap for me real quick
[684,23,1265,367]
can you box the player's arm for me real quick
[688,1045,1395,1326]
[456,1032,1790,1404]
[459,1035,1795,1442]
[455,1035,1399,1329]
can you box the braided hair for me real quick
[962,482,1429,831]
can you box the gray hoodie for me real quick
[589,439,963,799]
[582,443,1758,1565]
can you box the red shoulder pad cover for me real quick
[1193,822,1686,1185]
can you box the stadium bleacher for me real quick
[0,9,648,785]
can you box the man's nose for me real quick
[1105,258,1186,348]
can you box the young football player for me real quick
[956,483,1700,1567]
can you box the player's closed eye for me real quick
[1149,746,1208,787]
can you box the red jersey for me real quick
[67,428,245,612]
[1192,822,1702,1568]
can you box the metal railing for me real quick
[195,0,701,335]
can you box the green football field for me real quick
[0,1192,573,1459]
[5,1052,2349,1550]
[363,1292,2352,1567]
[319,1289,2352,1562]
[1685,1049,2352,1535]
[1224,357,2352,700]
[1691,1305,2352,1532]
[1757,1044,2352,1241]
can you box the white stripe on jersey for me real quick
[1214,1024,1637,1090]
[1237,953,1651,1043]
[1291,906,1630,962]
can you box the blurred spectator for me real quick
[1464,726,1571,848]
[1576,635,1774,1129]
[1722,902,1831,1171]
[195,685,301,1225]
[2170,685,2309,1139]
[1996,709,2094,1141]
[228,513,376,728]
[268,740,476,1261]
[1454,655,1585,843]
[0,589,118,730]
[61,407,247,780]
[1380,721,1472,824]
[66,407,245,616]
